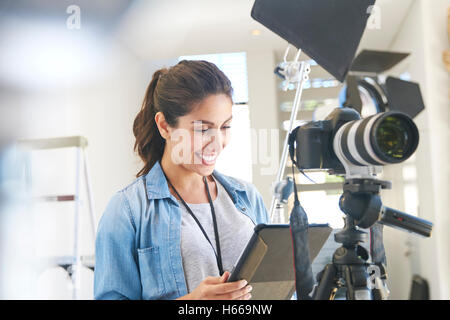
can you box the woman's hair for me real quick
[133,60,233,177]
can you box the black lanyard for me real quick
[162,171,224,275]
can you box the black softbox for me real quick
[251,0,376,82]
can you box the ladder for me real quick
[20,136,96,299]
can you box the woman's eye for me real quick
[194,126,230,133]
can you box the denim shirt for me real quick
[94,161,270,300]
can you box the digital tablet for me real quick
[227,223,332,300]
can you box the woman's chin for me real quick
[190,163,215,176]
[200,165,216,176]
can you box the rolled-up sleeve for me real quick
[94,191,141,300]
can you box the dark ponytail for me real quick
[133,69,168,177]
[133,60,233,177]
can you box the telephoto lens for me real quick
[333,111,419,166]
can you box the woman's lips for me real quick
[195,152,218,165]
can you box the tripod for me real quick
[313,178,391,300]
[313,216,382,300]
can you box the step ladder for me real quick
[20,136,96,300]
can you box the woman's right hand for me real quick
[178,271,252,300]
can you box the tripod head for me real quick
[340,178,390,229]
[338,177,433,238]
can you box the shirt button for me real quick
[241,207,246,212]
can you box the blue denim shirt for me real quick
[94,161,270,300]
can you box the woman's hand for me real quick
[177,271,252,300]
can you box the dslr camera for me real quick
[290,107,419,176]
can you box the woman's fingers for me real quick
[238,292,252,300]
[214,279,248,294]
[213,284,252,300]
[197,273,252,300]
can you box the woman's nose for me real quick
[204,128,224,152]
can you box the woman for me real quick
[94,60,269,300]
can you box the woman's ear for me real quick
[155,111,170,140]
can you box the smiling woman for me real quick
[94,60,269,300]
[133,60,234,178]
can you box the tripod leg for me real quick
[369,263,389,300]
[343,265,372,300]
[313,264,338,300]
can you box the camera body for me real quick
[294,107,361,175]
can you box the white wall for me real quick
[385,0,450,299]
[56,42,149,299]
[416,0,450,300]
[73,46,150,222]
[0,30,150,298]
[246,49,281,209]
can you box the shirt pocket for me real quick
[137,246,166,299]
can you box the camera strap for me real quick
[163,171,224,276]
[288,126,300,167]
[289,163,315,299]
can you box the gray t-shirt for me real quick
[179,176,255,293]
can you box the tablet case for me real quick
[228,224,332,300]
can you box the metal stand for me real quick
[20,136,97,300]
[269,47,311,223]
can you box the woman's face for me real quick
[168,93,233,176]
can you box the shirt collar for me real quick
[144,160,246,203]
[144,160,172,200]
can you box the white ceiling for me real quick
[0,0,133,34]
[116,0,415,61]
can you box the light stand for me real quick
[269,46,310,223]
